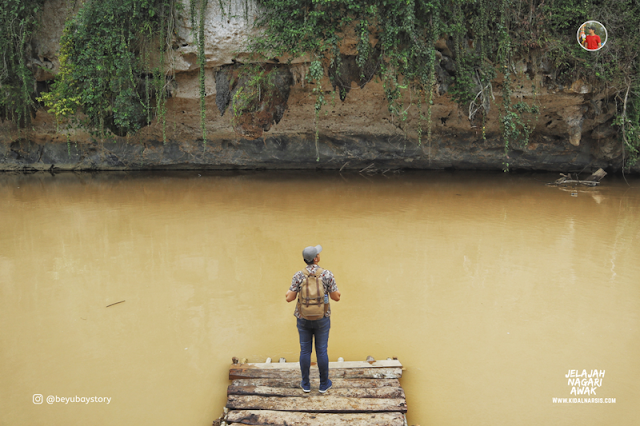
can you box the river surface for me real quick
[1,171,639,426]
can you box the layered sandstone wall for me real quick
[1,0,636,173]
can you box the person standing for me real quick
[585,26,602,50]
[285,245,341,393]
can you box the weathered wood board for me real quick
[229,366,402,380]
[225,410,406,426]
[222,359,408,425]
[227,395,408,413]
[230,378,401,389]
[243,360,402,369]
[227,385,405,399]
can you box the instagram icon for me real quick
[33,394,43,404]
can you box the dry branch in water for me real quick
[546,169,607,187]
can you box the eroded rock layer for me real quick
[1,0,636,173]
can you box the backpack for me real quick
[296,267,329,320]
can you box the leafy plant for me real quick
[247,0,640,169]
[247,0,542,162]
[190,0,209,142]
[38,0,179,140]
[7,0,640,169]
[0,0,46,127]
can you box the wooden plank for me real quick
[230,378,402,389]
[225,410,406,426]
[240,360,402,369]
[227,385,405,399]
[329,367,403,379]
[229,367,402,380]
[226,395,407,413]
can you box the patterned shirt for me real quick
[290,264,339,319]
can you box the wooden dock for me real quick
[216,357,408,426]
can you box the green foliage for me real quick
[613,81,640,170]
[309,59,325,160]
[230,63,277,124]
[538,0,640,167]
[38,0,179,139]
[541,0,590,32]
[250,0,456,151]
[248,0,640,169]
[0,0,46,127]
[190,0,209,142]
[248,0,542,161]
[5,0,640,169]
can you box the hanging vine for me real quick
[309,59,324,161]
[5,0,639,169]
[246,0,640,169]
[189,0,209,143]
[248,0,509,160]
[38,0,179,140]
[0,0,46,128]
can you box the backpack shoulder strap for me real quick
[313,267,326,293]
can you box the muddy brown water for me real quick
[1,171,639,426]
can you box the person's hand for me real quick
[285,290,297,302]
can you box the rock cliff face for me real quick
[1,0,637,173]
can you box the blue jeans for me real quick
[297,316,330,388]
